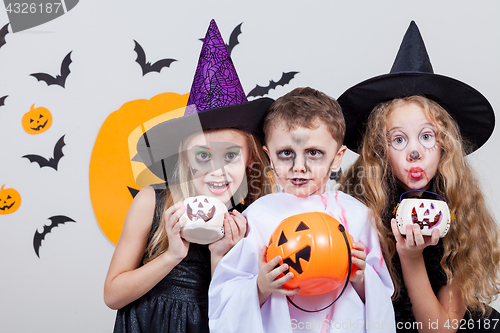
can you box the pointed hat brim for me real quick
[136,97,274,182]
[338,21,495,153]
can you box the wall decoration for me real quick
[22,135,65,170]
[0,184,21,215]
[21,104,53,134]
[133,40,177,76]
[33,215,76,258]
[89,92,188,245]
[0,23,8,49]
[30,51,72,88]
[247,71,299,97]
[0,95,7,106]
[199,22,242,55]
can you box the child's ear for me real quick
[262,145,270,157]
[262,145,275,169]
[331,145,347,170]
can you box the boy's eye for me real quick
[307,150,322,157]
[278,150,294,159]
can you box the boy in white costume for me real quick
[209,88,395,332]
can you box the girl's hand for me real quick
[350,241,366,284]
[391,218,439,260]
[257,247,299,305]
[164,202,189,262]
[209,210,247,258]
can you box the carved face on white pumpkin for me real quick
[396,198,451,237]
[180,195,227,244]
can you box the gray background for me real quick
[0,0,498,331]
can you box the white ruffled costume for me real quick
[209,191,395,333]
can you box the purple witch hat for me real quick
[185,19,247,114]
[136,19,273,182]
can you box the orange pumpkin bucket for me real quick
[267,212,352,296]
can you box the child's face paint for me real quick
[184,129,250,204]
[386,102,441,191]
[264,120,346,197]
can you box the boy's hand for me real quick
[349,240,367,302]
[350,241,367,283]
[257,246,299,306]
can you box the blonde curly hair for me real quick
[340,95,500,314]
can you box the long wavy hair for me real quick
[340,95,500,314]
[143,128,273,263]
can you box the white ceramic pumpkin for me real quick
[395,198,451,237]
[180,195,227,244]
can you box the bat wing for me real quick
[276,71,299,87]
[127,186,140,198]
[33,215,76,258]
[51,135,66,170]
[226,22,243,55]
[0,95,7,106]
[246,71,299,98]
[30,72,58,86]
[0,23,9,49]
[22,154,51,168]
[58,51,72,87]
[133,40,148,75]
[149,58,177,74]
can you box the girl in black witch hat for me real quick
[104,20,274,333]
[339,21,500,332]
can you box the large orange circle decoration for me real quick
[22,104,53,134]
[266,212,352,295]
[89,92,189,245]
[0,184,21,215]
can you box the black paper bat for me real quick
[30,51,72,87]
[133,40,176,76]
[0,23,9,49]
[33,215,76,258]
[0,95,7,106]
[247,71,299,98]
[200,22,243,55]
[22,135,65,170]
[127,186,140,199]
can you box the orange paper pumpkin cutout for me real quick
[89,92,189,245]
[22,104,52,134]
[0,184,21,215]
[267,212,352,295]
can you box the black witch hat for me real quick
[338,21,495,153]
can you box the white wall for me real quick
[0,0,499,331]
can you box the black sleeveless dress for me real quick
[113,187,211,333]
[388,189,500,333]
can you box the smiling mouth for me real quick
[206,182,230,194]
[290,178,309,186]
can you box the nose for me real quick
[209,164,226,176]
[292,155,307,173]
[408,150,421,161]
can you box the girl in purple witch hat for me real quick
[339,21,500,332]
[104,20,274,333]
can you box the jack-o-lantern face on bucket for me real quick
[396,198,451,237]
[180,196,227,245]
[0,185,21,215]
[22,104,53,135]
[266,212,352,295]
